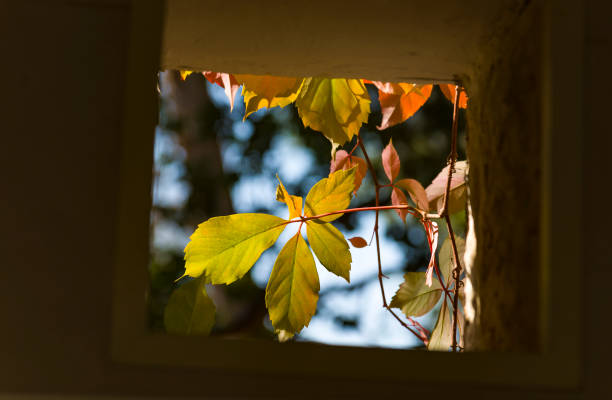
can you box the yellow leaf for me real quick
[234,74,304,119]
[275,175,302,220]
[184,213,286,284]
[306,221,351,282]
[296,78,371,147]
[164,277,215,335]
[304,168,356,222]
[179,70,193,80]
[266,232,319,334]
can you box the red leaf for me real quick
[391,187,409,222]
[439,84,468,109]
[329,151,368,194]
[348,237,368,248]
[372,82,433,129]
[202,71,240,111]
[395,178,428,211]
[329,150,350,174]
[381,139,400,183]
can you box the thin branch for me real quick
[358,137,430,344]
[443,85,464,352]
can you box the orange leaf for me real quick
[234,74,303,119]
[391,186,409,222]
[348,237,368,248]
[439,84,468,109]
[329,150,368,194]
[395,178,428,211]
[381,139,400,183]
[202,71,241,111]
[373,82,433,130]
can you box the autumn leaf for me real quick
[382,139,400,182]
[439,84,468,109]
[394,178,428,211]
[391,186,409,222]
[296,78,371,148]
[234,74,304,119]
[428,299,454,351]
[425,160,468,214]
[304,168,356,222]
[179,70,193,80]
[266,232,319,334]
[202,71,241,111]
[348,236,368,248]
[184,213,286,284]
[275,175,303,220]
[329,150,368,194]
[306,221,351,282]
[164,277,215,335]
[390,272,443,317]
[372,82,433,130]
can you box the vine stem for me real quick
[442,85,464,352]
[357,138,430,344]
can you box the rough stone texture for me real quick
[464,2,541,351]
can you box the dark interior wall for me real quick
[0,0,609,398]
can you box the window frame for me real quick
[111,0,582,390]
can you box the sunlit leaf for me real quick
[179,70,193,80]
[164,277,215,335]
[348,236,368,248]
[296,78,371,147]
[391,186,409,222]
[395,178,428,211]
[275,175,302,220]
[184,213,286,284]
[304,168,355,222]
[439,84,468,109]
[306,221,351,282]
[428,299,454,351]
[266,233,319,334]
[329,150,368,194]
[202,71,241,111]
[382,139,400,182]
[390,272,442,317]
[234,74,304,119]
[372,82,433,130]
[439,236,466,286]
[425,160,468,214]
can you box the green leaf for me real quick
[266,232,319,334]
[304,168,355,222]
[164,277,215,335]
[390,272,442,317]
[184,213,286,284]
[296,78,370,147]
[439,235,466,286]
[306,221,352,282]
[428,299,454,351]
[275,175,303,220]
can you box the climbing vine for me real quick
[164,71,468,351]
